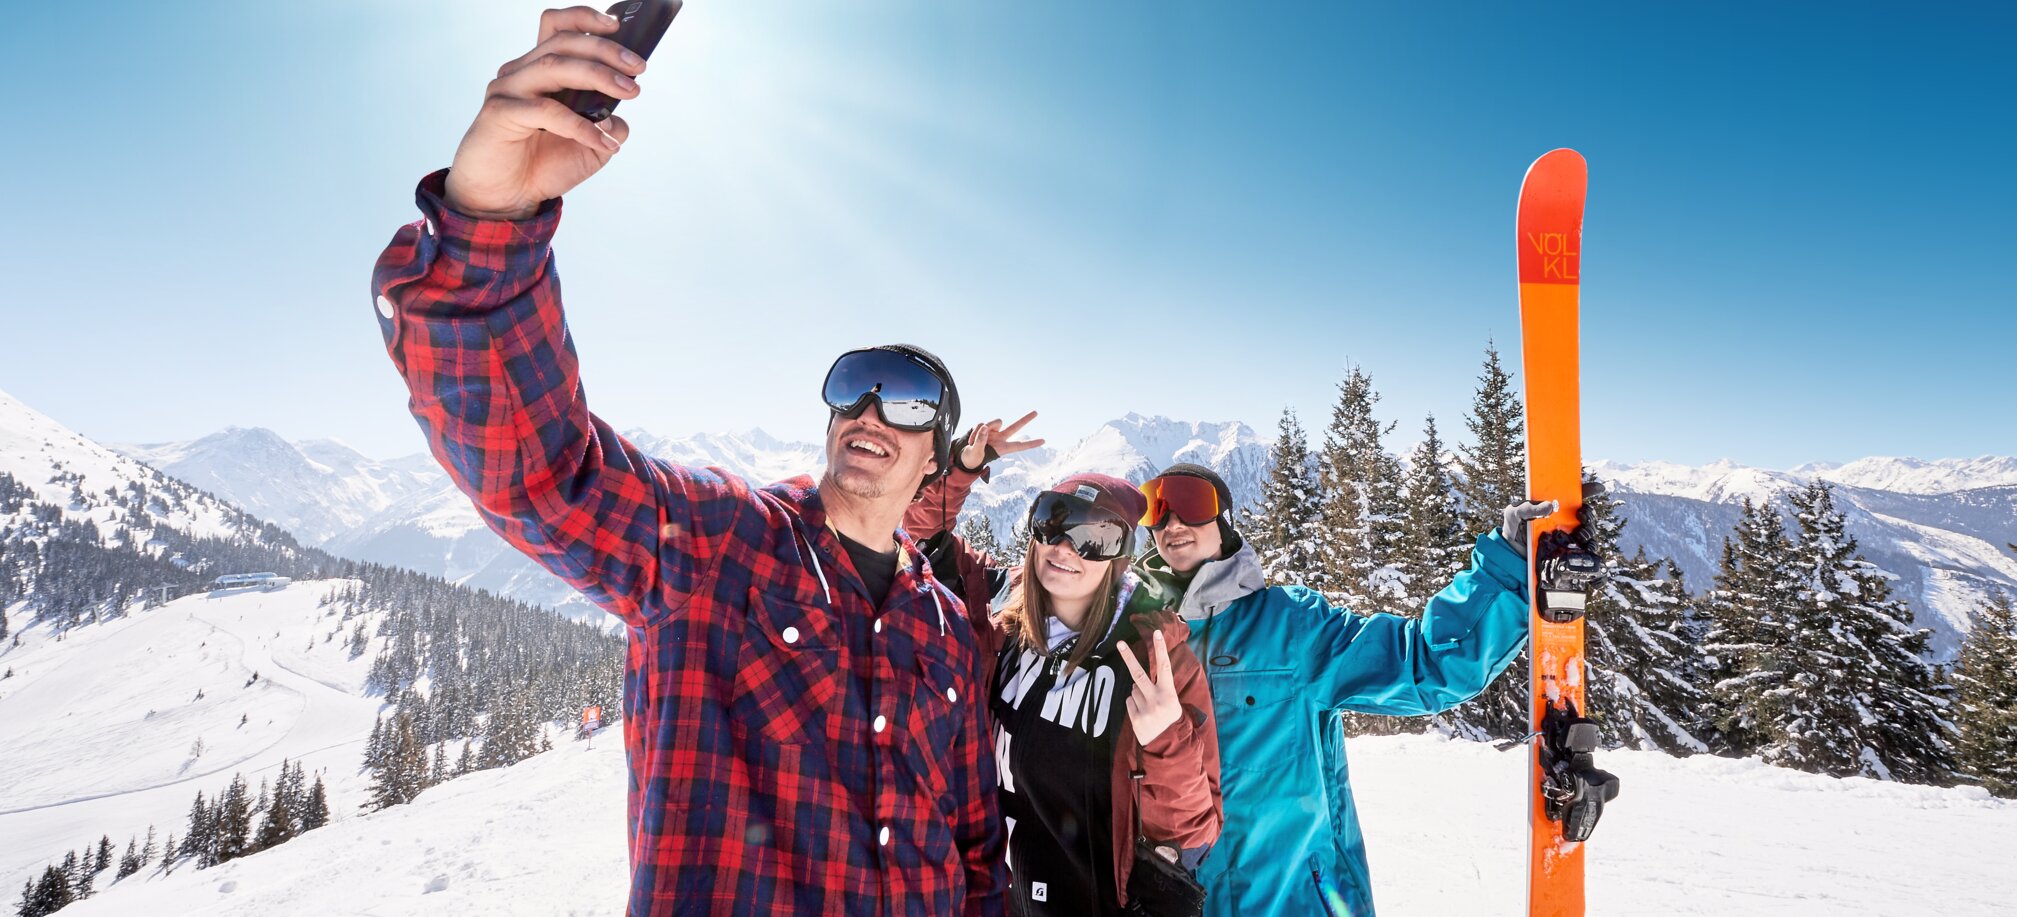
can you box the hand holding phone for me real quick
[552,0,682,122]
[444,3,681,220]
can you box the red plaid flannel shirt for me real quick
[370,171,1006,916]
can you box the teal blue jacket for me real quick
[1138,532,1529,917]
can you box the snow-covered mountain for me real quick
[75,394,2017,662]
[123,416,1271,622]
[117,429,443,548]
[1794,455,2017,495]
[1591,459,2017,660]
[45,730,2017,916]
[0,389,290,558]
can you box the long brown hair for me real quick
[999,549,1126,677]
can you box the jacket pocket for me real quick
[905,642,973,803]
[732,586,842,745]
[1211,667,1301,773]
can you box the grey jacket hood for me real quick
[1143,541,1267,622]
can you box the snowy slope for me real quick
[0,581,386,889]
[53,733,2017,916]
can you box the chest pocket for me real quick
[733,586,842,746]
[1209,667,1302,773]
[905,638,974,801]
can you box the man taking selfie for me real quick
[367,7,1005,915]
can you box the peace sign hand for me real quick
[1116,630,1183,746]
[957,411,1046,472]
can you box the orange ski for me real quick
[1519,148,1617,917]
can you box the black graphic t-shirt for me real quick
[990,619,1139,915]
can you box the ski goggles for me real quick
[1138,474,1222,529]
[821,348,950,431]
[1026,491,1136,562]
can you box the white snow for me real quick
[0,581,386,888]
[37,731,2016,916]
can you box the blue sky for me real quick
[1,1,2009,468]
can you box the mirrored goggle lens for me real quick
[1028,492,1133,561]
[1139,475,1221,527]
[822,349,945,430]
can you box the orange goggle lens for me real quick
[1138,475,1221,528]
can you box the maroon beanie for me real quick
[1048,473,1147,527]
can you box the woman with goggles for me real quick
[908,422,1221,917]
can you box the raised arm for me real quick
[904,411,1044,539]
[371,9,731,630]
[1300,529,1531,716]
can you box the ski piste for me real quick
[1518,147,1618,917]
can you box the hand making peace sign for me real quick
[956,411,1047,472]
[1115,630,1183,745]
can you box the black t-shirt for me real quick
[991,622,1139,915]
[836,531,898,606]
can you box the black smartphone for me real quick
[553,0,682,123]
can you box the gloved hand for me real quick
[1501,501,1558,559]
[1501,481,1607,559]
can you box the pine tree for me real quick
[956,513,1001,564]
[1393,415,1467,611]
[1703,496,1798,758]
[455,739,477,777]
[253,772,295,851]
[68,852,91,901]
[366,713,427,811]
[1244,407,1323,586]
[1315,366,1406,613]
[302,775,332,831]
[215,773,252,863]
[1575,476,1709,753]
[1787,483,1955,782]
[117,839,140,880]
[141,825,157,868]
[93,835,112,874]
[182,791,212,866]
[1454,342,1525,538]
[25,865,71,917]
[1953,591,2017,797]
[431,742,450,787]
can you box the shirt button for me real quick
[878,826,891,847]
[947,688,958,703]
[375,294,395,319]
[873,715,887,733]
[873,619,882,634]
[782,626,800,644]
